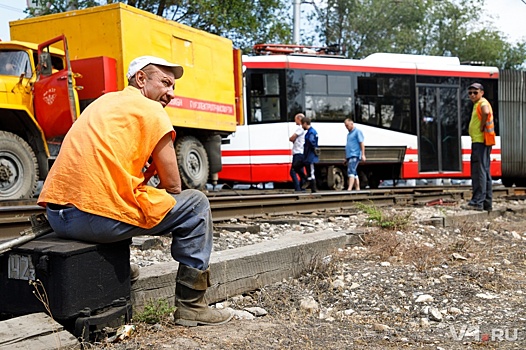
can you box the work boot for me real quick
[130,263,140,283]
[310,179,317,193]
[173,264,232,327]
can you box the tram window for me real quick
[249,72,282,123]
[250,96,281,122]
[305,74,327,94]
[306,95,352,120]
[304,73,353,121]
[356,75,413,133]
[328,75,352,95]
[381,105,395,127]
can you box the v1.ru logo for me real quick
[449,325,519,342]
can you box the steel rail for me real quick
[0,186,518,241]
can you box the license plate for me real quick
[8,254,36,280]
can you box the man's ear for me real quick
[135,70,148,88]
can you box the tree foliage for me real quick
[311,0,526,69]
[25,0,526,67]
[25,0,292,52]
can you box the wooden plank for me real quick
[0,313,79,350]
[131,230,350,311]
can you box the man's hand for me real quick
[143,161,157,183]
[152,133,181,194]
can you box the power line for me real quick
[522,0,526,5]
[0,4,25,13]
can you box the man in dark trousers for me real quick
[38,56,232,327]
[289,113,307,191]
[301,116,319,193]
[463,82,495,212]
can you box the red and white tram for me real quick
[218,44,500,190]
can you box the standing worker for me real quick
[301,116,319,193]
[463,82,495,212]
[344,118,366,191]
[37,56,232,327]
[289,113,307,191]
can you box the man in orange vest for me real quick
[38,56,232,327]
[463,82,495,212]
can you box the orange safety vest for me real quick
[476,98,496,146]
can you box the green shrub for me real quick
[133,299,175,324]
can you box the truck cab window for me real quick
[0,50,32,78]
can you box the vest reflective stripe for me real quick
[476,97,496,146]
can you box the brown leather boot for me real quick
[173,264,232,326]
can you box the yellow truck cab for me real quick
[0,38,78,200]
[0,3,241,200]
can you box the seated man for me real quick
[37,56,232,327]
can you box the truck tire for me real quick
[330,166,345,191]
[0,131,39,200]
[175,136,209,190]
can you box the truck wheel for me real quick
[175,136,209,190]
[0,131,39,199]
[331,167,345,191]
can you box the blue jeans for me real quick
[46,189,212,270]
[290,153,306,190]
[470,142,492,209]
[347,157,360,178]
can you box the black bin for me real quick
[0,234,130,321]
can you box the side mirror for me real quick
[39,52,53,76]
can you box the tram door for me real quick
[417,86,462,173]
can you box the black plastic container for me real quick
[0,234,130,320]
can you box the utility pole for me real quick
[293,0,301,45]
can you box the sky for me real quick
[0,0,525,44]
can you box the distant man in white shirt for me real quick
[289,113,307,191]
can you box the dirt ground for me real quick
[88,206,526,350]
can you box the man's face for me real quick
[345,120,354,131]
[137,65,176,108]
[301,122,308,130]
[295,115,302,125]
[468,88,483,103]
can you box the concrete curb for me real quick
[131,230,353,312]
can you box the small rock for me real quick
[428,307,443,321]
[332,279,345,289]
[350,282,360,290]
[448,307,462,315]
[380,261,391,267]
[476,293,499,300]
[451,253,467,260]
[343,309,355,316]
[420,318,430,328]
[511,231,522,240]
[243,307,268,317]
[373,323,391,332]
[439,274,453,282]
[231,309,255,320]
[415,294,434,303]
[300,296,319,313]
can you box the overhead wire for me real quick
[0,4,25,13]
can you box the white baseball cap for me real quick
[127,55,184,80]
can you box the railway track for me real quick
[0,186,521,241]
